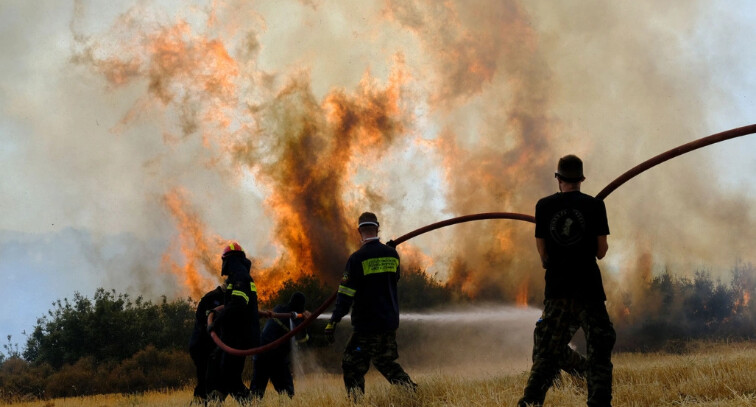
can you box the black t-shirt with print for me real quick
[535,191,610,301]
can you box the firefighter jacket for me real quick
[189,285,224,358]
[330,239,401,333]
[220,251,260,349]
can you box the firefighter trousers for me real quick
[341,330,415,396]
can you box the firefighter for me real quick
[518,155,616,407]
[206,242,260,403]
[188,284,225,403]
[325,212,416,400]
[250,292,312,398]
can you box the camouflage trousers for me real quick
[533,320,587,379]
[342,331,415,396]
[520,299,616,407]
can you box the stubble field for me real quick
[7,341,756,407]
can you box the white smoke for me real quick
[1,0,756,351]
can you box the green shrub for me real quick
[24,289,195,369]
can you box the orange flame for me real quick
[156,58,409,300]
[161,189,290,302]
[515,279,528,308]
[79,2,576,307]
[162,188,223,299]
[733,291,751,314]
[232,62,409,293]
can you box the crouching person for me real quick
[251,292,311,398]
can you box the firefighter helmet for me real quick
[222,241,244,258]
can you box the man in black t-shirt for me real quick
[325,212,416,399]
[518,155,616,407]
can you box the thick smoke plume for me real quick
[162,188,222,299]
[73,1,412,299]
[384,1,558,301]
[68,0,756,333]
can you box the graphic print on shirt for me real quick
[549,208,586,246]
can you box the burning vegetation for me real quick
[611,262,756,351]
[4,0,756,404]
[65,1,756,340]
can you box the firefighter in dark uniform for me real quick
[518,155,616,407]
[207,242,260,403]
[189,284,225,403]
[325,212,416,399]
[250,292,311,398]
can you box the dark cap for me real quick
[555,155,585,182]
[358,212,379,228]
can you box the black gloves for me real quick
[386,239,397,248]
[206,309,218,334]
[324,320,338,343]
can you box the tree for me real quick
[24,289,194,369]
[400,268,453,310]
[1,335,22,365]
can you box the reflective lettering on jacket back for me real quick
[361,257,399,275]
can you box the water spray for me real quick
[209,124,756,356]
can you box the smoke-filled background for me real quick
[2,0,756,349]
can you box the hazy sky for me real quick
[1,0,755,350]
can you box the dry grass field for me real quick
[7,341,756,407]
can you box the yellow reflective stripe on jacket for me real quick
[232,290,249,304]
[338,285,356,297]
[226,283,257,291]
[361,257,399,276]
[297,334,310,344]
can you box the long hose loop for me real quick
[210,124,756,356]
[596,124,756,200]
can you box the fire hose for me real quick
[208,212,538,356]
[209,123,756,356]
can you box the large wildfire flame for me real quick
[75,3,412,300]
[161,188,223,299]
[71,0,756,330]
